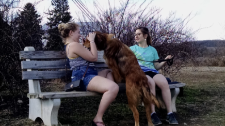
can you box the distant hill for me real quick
[192,40,225,47]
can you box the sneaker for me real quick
[166,113,178,124]
[151,113,162,125]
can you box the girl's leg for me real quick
[98,69,114,81]
[153,74,178,124]
[153,74,172,113]
[87,71,119,125]
[146,75,156,112]
[146,75,163,125]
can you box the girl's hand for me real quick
[87,32,96,42]
[165,55,173,60]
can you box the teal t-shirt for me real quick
[130,45,159,70]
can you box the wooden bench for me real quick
[19,46,185,126]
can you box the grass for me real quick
[173,67,225,126]
[1,67,225,126]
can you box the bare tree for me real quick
[72,0,196,78]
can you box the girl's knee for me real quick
[109,83,119,94]
[114,83,119,92]
[158,82,169,90]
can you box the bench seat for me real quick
[27,83,185,99]
[27,91,100,99]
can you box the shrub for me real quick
[73,0,196,76]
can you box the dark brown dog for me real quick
[84,31,159,126]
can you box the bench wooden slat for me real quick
[19,51,66,59]
[27,83,126,99]
[96,58,106,62]
[94,63,108,68]
[27,91,101,99]
[21,61,108,69]
[22,71,72,80]
[96,51,105,62]
[19,51,105,60]
[22,66,108,80]
[27,92,100,99]
[168,83,186,88]
[118,83,186,92]
[22,70,186,88]
[156,83,186,90]
[21,60,68,69]
[27,82,185,99]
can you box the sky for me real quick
[17,0,225,40]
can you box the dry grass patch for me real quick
[173,67,225,126]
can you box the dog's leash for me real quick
[137,57,174,66]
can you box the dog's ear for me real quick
[83,37,90,49]
[94,31,107,50]
[95,33,104,43]
[107,34,114,41]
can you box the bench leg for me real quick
[170,88,180,112]
[29,99,61,126]
[155,88,180,112]
[141,88,180,113]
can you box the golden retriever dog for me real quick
[84,31,159,126]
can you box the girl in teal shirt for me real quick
[130,27,178,125]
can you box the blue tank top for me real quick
[64,43,94,70]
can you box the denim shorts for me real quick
[71,66,98,91]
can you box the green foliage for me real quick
[0,2,43,116]
[0,14,13,92]
[45,0,72,51]
[12,3,44,51]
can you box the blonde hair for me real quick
[58,22,79,43]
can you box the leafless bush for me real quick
[72,0,196,77]
[189,42,225,67]
[218,57,225,67]
[194,57,225,67]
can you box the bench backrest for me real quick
[20,47,185,95]
[20,47,107,80]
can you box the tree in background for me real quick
[0,0,20,21]
[73,0,196,77]
[12,2,43,51]
[0,12,13,95]
[0,0,20,94]
[45,0,72,51]
[1,1,45,116]
[0,0,31,116]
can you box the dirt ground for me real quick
[1,67,225,126]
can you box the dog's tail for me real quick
[142,86,160,108]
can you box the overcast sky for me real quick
[18,0,225,40]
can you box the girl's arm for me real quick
[68,32,98,62]
[154,55,173,70]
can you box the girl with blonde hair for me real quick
[58,22,118,126]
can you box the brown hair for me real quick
[58,22,79,43]
[136,27,152,46]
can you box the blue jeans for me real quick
[71,66,98,91]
